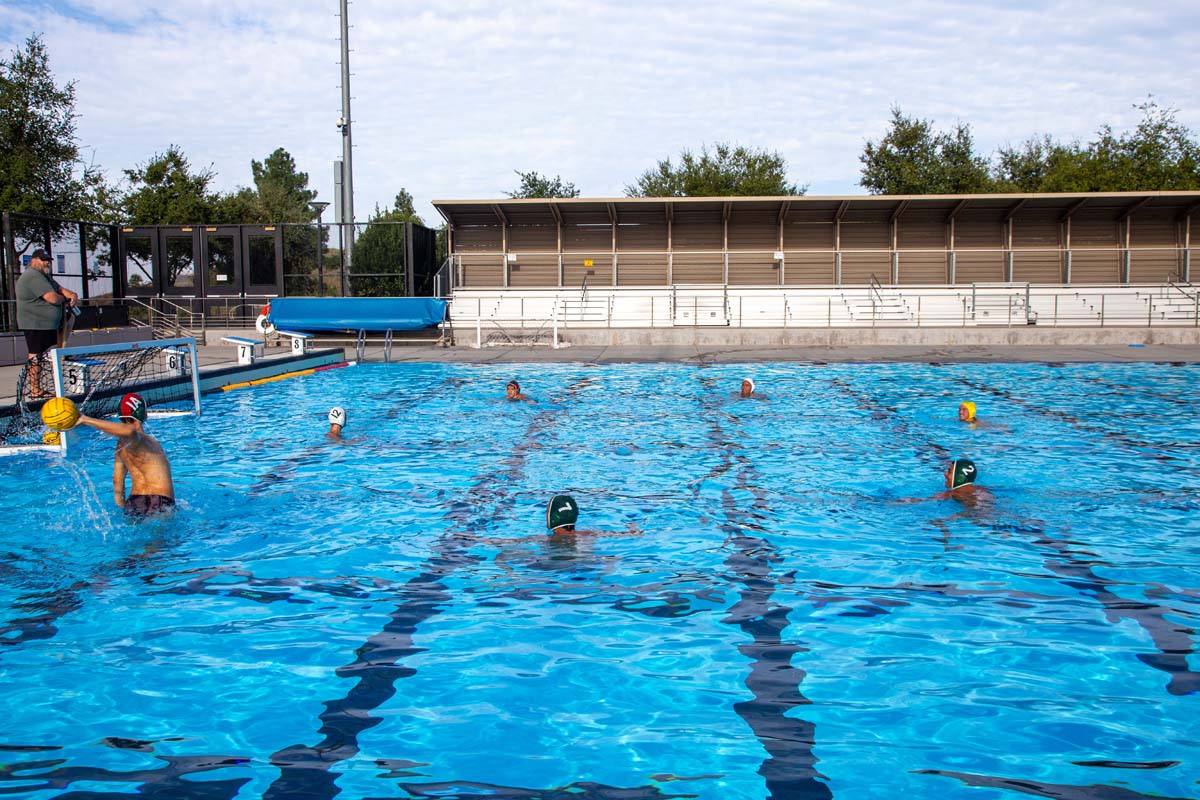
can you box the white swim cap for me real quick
[328,407,347,427]
[744,378,755,393]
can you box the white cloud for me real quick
[3,0,1198,222]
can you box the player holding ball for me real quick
[48,393,176,517]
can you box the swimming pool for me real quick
[1,360,1197,799]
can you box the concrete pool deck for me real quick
[3,336,1199,408]
[379,342,1200,364]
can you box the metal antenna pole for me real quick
[339,0,355,268]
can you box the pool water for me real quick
[1,361,1197,800]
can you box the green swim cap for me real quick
[546,494,579,530]
[950,459,977,488]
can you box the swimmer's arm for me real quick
[559,526,643,537]
[894,492,951,504]
[76,415,138,438]
[112,456,127,507]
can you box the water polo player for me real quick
[328,406,347,440]
[506,380,536,403]
[74,392,176,516]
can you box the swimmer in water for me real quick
[546,494,640,537]
[957,400,1008,431]
[737,378,768,401]
[327,407,347,440]
[73,392,176,517]
[898,458,994,506]
[941,459,986,499]
[506,380,536,403]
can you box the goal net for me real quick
[1,337,201,455]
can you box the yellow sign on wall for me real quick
[583,259,594,267]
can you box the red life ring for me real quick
[255,303,275,334]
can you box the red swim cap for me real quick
[119,392,148,422]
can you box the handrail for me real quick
[1168,277,1197,301]
[868,273,885,305]
[431,256,455,298]
[121,297,206,343]
[448,283,1200,330]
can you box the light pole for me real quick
[308,201,329,296]
[338,0,355,269]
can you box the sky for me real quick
[4,0,1199,224]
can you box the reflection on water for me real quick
[0,362,1197,799]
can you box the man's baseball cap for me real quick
[30,248,50,261]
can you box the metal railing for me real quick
[431,256,456,298]
[122,297,207,343]
[449,283,1200,330]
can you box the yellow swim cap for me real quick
[959,401,977,421]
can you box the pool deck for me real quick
[4,338,1199,407]
[381,342,1200,364]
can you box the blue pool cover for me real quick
[267,297,447,332]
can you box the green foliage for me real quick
[0,34,111,235]
[212,187,268,223]
[348,189,423,296]
[864,100,1200,195]
[370,189,423,224]
[626,143,805,197]
[505,170,580,198]
[120,145,219,225]
[251,148,318,222]
[994,101,1200,192]
[281,224,321,296]
[859,107,994,195]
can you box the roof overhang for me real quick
[433,191,1200,227]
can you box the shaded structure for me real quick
[435,192,1200,288]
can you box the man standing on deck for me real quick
[16,249,77,398]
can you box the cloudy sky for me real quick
[4,0,1198,223]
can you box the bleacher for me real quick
[448,282,1200,346]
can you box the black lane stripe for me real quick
[1028,532,1198,696]
[251,375,459,494]
[696,376,834,800]
[955,376,1196,471]
[0,583,86,650]
[262,379,590,800]
[392,777,692,798]
[828,377,952,466]
[824,372,1198,695]
[0,752,251,799]
[915,768,1191,800]
[949,377,1199,695]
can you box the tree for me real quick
[626,143,804,197]
[121,145,219,225]
[251,147,318,222]
[505,170,579,198]
[348,189,424,296]
[994,100,1200,192]
[859,107,993,194]
[0,34,111,237]
[120,146,221,287]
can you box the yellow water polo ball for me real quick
[40,397,80,431]
[42,430,61,445]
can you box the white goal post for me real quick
[1,337,202,457]
[52,335,202,411]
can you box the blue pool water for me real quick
[1,361,1197,799]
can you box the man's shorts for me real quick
[23,328,58,357]
[125,495,176,517]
